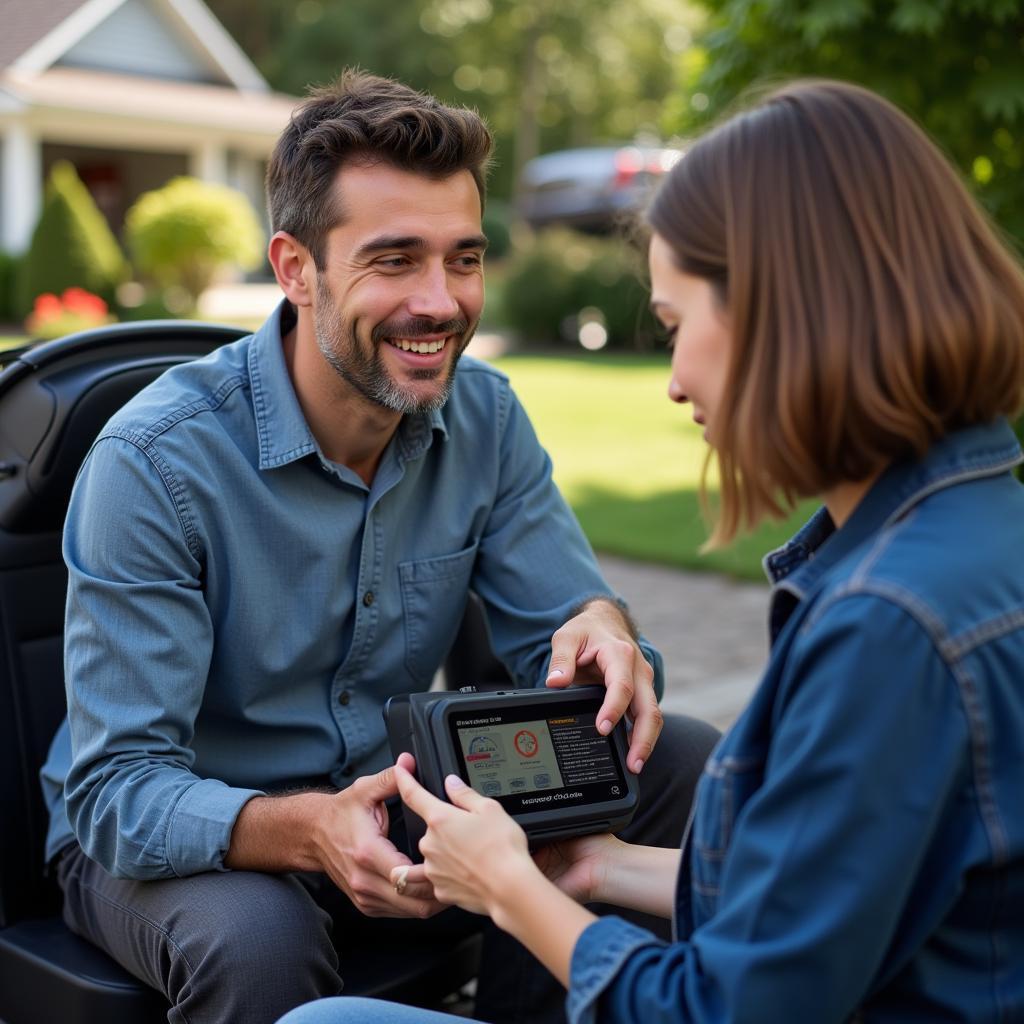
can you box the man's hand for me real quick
[545,597,662,773]
[311,765,446,919]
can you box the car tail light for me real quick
[612,148,646,188]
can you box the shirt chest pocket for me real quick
[399,542,479,685]
[690,752,765,923]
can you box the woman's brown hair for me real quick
[648,79,1024,545]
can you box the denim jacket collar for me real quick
[764,419,1023,612]
[248,300,447,472]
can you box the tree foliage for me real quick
[207,0,700,198]
[668,0,1024,244]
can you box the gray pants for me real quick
[57,714,720,1024]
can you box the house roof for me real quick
[0,0,89,71]
[1,0,268,93]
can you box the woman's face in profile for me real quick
[648,233,732,445]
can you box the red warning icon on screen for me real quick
[514,729,539,758]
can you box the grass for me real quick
[491,351,816,581]
[0,335,27,351]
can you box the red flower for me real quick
[32,293,63,321]
[61,288,108,316]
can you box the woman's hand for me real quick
[393,755,538,917]
[533,833,625,904]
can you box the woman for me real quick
[279,80,1024,1023]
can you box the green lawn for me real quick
[492,351,816,581]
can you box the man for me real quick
[41,71,718,1023]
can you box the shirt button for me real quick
[338,690,351,706]
[362,590,375,607]
[341,765,355,777]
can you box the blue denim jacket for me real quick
[40,303,662,877]
[570,419,1024,1023]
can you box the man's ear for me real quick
[268,231,316,308]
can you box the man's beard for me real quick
[313,285,474,415]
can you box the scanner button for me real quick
[338,690,351,706]
[362,590,375,607]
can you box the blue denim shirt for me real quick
[569,420,1024,1023]
[40,302,662,877]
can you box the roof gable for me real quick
[57,0,225,84]
[4,0,267,92]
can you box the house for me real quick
[0,0,300,255]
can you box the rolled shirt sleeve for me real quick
[567,595,968,1023]
[62,435,262,878]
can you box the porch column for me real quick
[189,140,228,184]
[1,121,42,254]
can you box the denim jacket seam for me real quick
[803,577,1012,872]
[944,608,1024,661]
[884,453,1022,527]
[947,655,1011,867]
[569,920,660,1023]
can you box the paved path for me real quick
[597,554,770,731]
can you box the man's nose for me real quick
[407,266,461,322]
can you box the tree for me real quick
[206,0,702,199]
[18,161,126,315]
[668,0,1024,244]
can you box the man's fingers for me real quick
[389,863,435,902]
[625,693,663,773]
[546,624,583,687]
[365,763,401,802]
[395,763,448,820]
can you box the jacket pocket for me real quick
[399,542,479,685]
[690,753,764,923]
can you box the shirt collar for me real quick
[248,300,449,472]
[764,418,1023,600]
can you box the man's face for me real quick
[312,163,486,415]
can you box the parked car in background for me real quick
[516,145,683,232]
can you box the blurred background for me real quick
[3,0,1024,582]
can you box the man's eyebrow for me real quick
[352,234,489,261]
[352,236,425,261]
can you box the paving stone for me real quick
[597,554,771,731]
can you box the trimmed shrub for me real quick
[17,161,127,316]
[482,199,513,260]
[501,228,658,348]
[0,250,20,322]
[125,177,264,313]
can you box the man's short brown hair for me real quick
[267,70,493,270]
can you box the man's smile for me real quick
[384,336,450,354]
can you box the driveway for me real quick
[597,554,770,731]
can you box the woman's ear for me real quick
[268,231,315,308]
